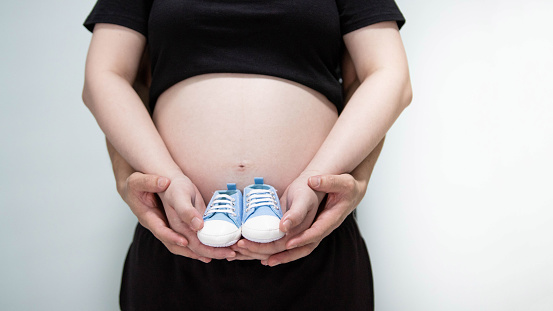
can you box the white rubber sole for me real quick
[242,226,285,243]
[198,236,240,248]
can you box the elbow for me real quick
[401,76,413,109]
[81,72,95,111]
[81,73,106,112]
[82,82,91,109]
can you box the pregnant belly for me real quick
[153,73,338,202]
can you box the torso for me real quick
[153,73,338,201]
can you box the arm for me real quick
[230,47,388,263]
[83,24,234,259]
[280,21,411,233]
[231,136,385,264]
[104,46,215,262]
[263,136,385,265]
[104,46,210,261]
[232,21,410,262]
[106,138,212,263]
[305,21,411,175]
[83,24,183,181]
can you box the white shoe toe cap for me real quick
[242,216,284,243]
[197,220,240,247]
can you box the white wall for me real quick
[357,0,553,310]
[1,0,551,310]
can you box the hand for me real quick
[119,172,211,262]
[231,172,325,264]
[158,175,236,260]
[232,173,366,266]
[271,173,365,264]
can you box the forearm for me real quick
[305,69,410,175]
[106,137,135,195]
[351,135,385,193]
[83,73,183,179]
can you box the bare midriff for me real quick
[153,73,338,202]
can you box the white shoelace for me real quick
[205,193,237,217]
[245,189,278,213]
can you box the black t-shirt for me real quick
[84,0,405,113]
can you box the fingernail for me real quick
[237,240,246,248]
[261,260,268,266]
[177,241,185,247]
[269,261,280,267]
[191,217,202,231]
[228,251,236,258]
[310,176,321,188]
[283,219,292,232]
[158,177,168,188]
[200,257,211,263]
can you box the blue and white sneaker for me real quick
[242,177,285,243]
[197,183,242,247]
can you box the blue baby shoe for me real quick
[242,177,285,243]
[197,183,242,247]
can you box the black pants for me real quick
[120,213,374,310]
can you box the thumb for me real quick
[130,174,170,193]
[280,193,311,233]
[308,174,351,194]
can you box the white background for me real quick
[1,0,552,310]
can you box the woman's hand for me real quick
[265,173,365,265]
[232,171,367,265]
[231,166,373,265]
[158,175,237,260]
[230,172,323,262]
[119,172,213,262]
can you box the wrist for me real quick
[299,169,324,179]
[165,171,189,183]
[113,162,135,197]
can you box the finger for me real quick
[146,211,189,247]
[140,210,214,263]
[172,197,204,231]
[266,244,317,267]
[308,174,355,194]
[278,194,288,213]
[187,240,237,260]
[280,193,312,233]
[162,207,232,260]
[129,173,170,193]
[162,243,211,263]
[227,253,258,261]
[286,202,348,249]
[235,238,287,256]
[229,244,270,260]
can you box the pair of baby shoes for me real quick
[197,177,285,247]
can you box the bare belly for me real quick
[153,73,338,202]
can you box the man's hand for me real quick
[262,173,364,266]
[230,172,324,263]
[119,172,212,263]
[156,175,236,260]
[231,173,366,266]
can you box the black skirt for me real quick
[120,213,374,311]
